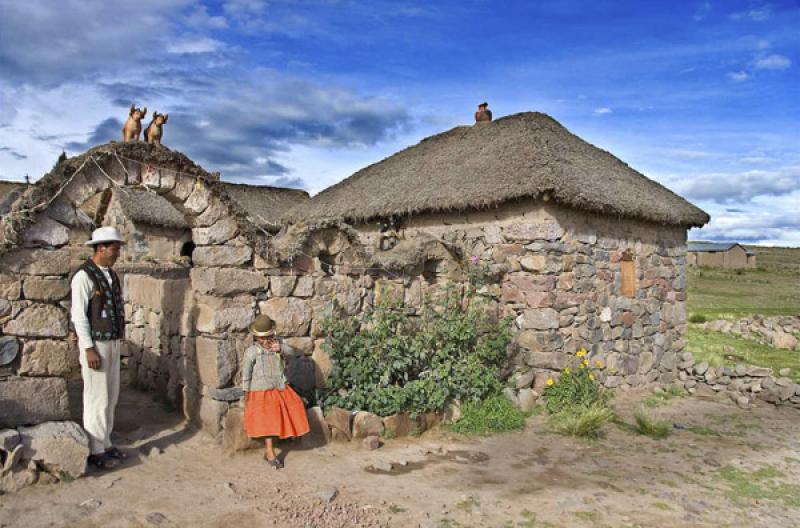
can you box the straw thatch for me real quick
[286,112,709,227]
[221,182,309,228]
[116,187,188,229]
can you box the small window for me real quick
[620,250,636,298]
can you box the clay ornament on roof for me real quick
[122,104,147,141]
[144,112,169,146]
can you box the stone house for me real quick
[0,112,710,445]
[687,242,756,269]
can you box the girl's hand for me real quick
[270,340,281,353]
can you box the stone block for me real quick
[191,267,268,296]
[193,197,228,227]
[505,221,564,242]
[0,337,19,366]
[18,421,89,478]
[184,183,210,214]
[270,276,297,297]
[22,278,70,302]
[258,297,311,336]
[382,413,419,438]
[192,245,252,267]
[324,407,353,440]
[195,295,254,334]
[520,255,547,272]
[18,340,79,377]
[352,411,384,439]
[0,274,22,300]
[23,216,70,248]
[199,396,227,436]
[171,175,195,201]
[517,308,560,330]
[283,337,314,356]
[0,377,70,427]
[0,249,71,276]
[301,406,331,448]
[292,276,314,297]
[192,217,239,245]
[3,304,68,337]
[362,435,380,450]
[195,337,237,389]
[526,351,568,370]
[222,407,260,452]
[517,388,539,412]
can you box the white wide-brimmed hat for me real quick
[84,226,127,246]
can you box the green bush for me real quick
[447,393,528,435]
[688,313,707,324]
[548,403,614,439]
[320,290,513,417]
[542,350,613,438]
[632,410,672,439]
[542,357,609,415]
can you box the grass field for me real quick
[687,245,799,379]
[687,246,800,320]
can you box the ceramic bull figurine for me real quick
[144,112,168,146]
[121,104,147,141]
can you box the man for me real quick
[474,102,492,123]
[70,226,128,470]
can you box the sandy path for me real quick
[2,383,799,528]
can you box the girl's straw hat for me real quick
[249,314,276,337]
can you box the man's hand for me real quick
[85,348,101,370]
[270,341,281,353]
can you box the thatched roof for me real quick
[221,182,309,228]
[286,112,709,227]
[116,187,188,229]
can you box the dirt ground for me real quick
[2,380,799,528]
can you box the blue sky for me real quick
[0,0,797,245]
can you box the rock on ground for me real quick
[18,421,90,478]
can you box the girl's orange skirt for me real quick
[243,386,310,439]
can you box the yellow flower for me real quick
[595,359,604,368]
[546,378,554,386]
[588,374,595,381]
[564,367,571,374]
[582,359,589,367]
[576,349,587,358]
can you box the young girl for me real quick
[241,315,310,468]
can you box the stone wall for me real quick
[0,155,246,430]
[0,155,693,440]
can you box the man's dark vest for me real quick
[79,259,125,341]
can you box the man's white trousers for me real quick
[79,340,121,455]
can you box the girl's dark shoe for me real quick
[264,455,283,469]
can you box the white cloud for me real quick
[593,107,612,115]
[679,165,800,203]
[731,6,772,22]
[754,54,791,70]
[167,37,226,55]
[727,70,751,82]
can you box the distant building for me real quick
[687,242,756,269]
